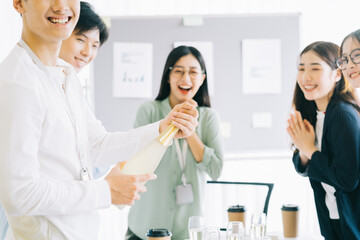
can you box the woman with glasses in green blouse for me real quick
[126,46,224,240]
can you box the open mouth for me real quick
[48,16,71,24]
[350,72,360,78]
[178,85,192,93]
[75,57,87,64]
[304,85,316,90]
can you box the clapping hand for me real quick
[287,111,318,165]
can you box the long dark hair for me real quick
[340,29,360,55]
[155,46,211,107]
[292,41,360,128]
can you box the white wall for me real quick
[220,156,321,238]
[89,0,360,48]
[2,1,359,61]
[0,1,22,62]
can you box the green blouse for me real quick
[128,98,224,240]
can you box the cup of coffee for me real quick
[227,205,246,226]
[146,229,172,240]
[281,204,299,238]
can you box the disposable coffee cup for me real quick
[227,205,246,226]
[281,204,299,238]
[146,229,172,240]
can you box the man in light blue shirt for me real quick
[0,206,8,240]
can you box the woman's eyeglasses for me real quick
[336,48,360,70]
[169,66,204,80]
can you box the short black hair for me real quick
[75,1,109,46]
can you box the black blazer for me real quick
[293,96,360,240]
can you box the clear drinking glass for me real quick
[226,221,244,240]
[203,227,220,240]
[250,213,267,240]
[188,216,205,240]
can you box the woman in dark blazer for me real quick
[287,41,360,240]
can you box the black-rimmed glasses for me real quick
[169,66,204,80]
[336,48,360,70]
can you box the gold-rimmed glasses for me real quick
[169,66,204,80]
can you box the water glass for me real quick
[203,227,220,240]
[250,213,267,240]
[226,221,244,240]
[188,216,205,240]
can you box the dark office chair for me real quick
[207,181,274,215]
[204,180,274,229]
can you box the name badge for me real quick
[175,184,194,205]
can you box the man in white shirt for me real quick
[0,2,109,238]
[0,0,198,239]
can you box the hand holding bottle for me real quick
[160,100,199,139]
[105,161,157,205]
[114,121,181,209]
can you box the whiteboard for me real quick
[93,14,300,152]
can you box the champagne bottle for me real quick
[120,123,178,174]
[116,123,179,209]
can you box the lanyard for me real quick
[174,139,188,186]
[18,39,90,181]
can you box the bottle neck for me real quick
[157,123,179,147]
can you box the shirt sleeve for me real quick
[307,107,360,192]
[195,109,224,181]
[0,205,8,239]
[85,101,160,167]
[0,82,111,216]
[292,150,309,176]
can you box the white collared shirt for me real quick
[0,43,159,240]
[356,88,360,98]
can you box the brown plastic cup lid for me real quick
[146,229,172,237]
[281,204,299,211]
[227,205,246,212]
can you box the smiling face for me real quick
[297,50,341,111]
[14,0,80,45]
[59,29,100,72]
[341,37,360,88]
[168,54,205,108]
